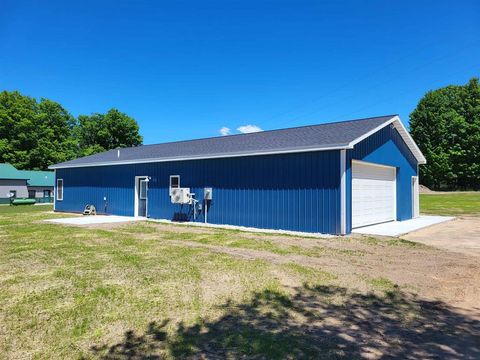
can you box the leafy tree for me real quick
[77,109,143,156]
[410,77,480,190]
[29,99,79,170]
[0,91,39,169]
[0,90,143,170]
[0,91,79,170]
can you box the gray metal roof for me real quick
[51,115,417,169]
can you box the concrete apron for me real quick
[351,215,454,237]
[45,215,145,226]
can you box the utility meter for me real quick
[204,187,212,200]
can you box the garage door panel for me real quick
[352,162,396,228]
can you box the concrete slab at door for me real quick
[352,215,453,236]
[45,215,145,226]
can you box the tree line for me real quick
[0,90,142,170]
[410,77,480,190]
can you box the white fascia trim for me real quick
[391,117,427,164]
[49,144,349,169]
[348,116,427,165]
[348,116,397,147]
[340,149,346,235]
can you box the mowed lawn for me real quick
[420,192,480,216]
[1,206,479,359]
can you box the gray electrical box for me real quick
[204,187,212,200]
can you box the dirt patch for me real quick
[404,216,480,257]
[420,184,435,193]
[90,283,480,360]
[170,239,480,314]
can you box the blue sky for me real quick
[1,1,479,144]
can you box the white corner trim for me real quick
[53,169,56,211]
[340,149,347,235]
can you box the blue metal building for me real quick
[50,115,426,235]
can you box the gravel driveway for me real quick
[404,216,480,257]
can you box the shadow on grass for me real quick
[90,285,480,359]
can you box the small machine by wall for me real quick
[169,186,213,223]
[83,204,96,215]
[170,188,193,204]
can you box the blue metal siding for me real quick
[346,125,418,232]
[55,150,342,234]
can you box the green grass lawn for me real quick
[0,205,477,359]
[420,192,480,216]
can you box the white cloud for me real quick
[219,126,231,136]
[237,124,263,134]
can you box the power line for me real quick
[331,63,480,124]
[263,41,441,126]
[268,41,478,128]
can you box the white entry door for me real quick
[134,176,149,217]
[412,176,419,218]
[352,161,396,228]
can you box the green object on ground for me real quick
[11,198,36,205]
[35,197,53,203]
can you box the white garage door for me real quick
[352,161,396,228]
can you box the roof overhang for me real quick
[0,177,30,180]
[49,115,426,169]
[49,144,349,169]
[348,115,426,164]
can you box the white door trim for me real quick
[134,175,149,217]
